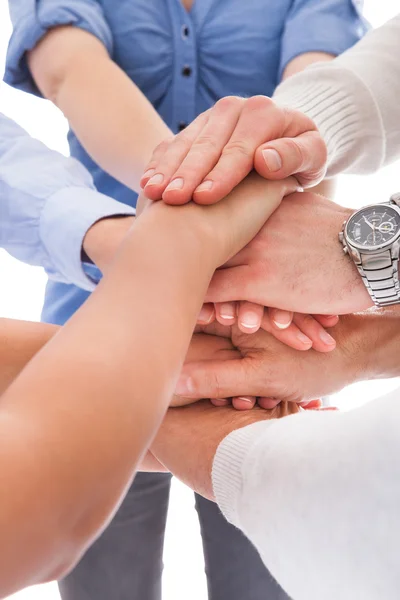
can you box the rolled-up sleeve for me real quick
[0,113,135,291]
[279,0,369,79]
[5,0,113,96]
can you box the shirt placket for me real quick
[169,0,198,133]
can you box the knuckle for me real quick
[215,95,244,112]
[192,134,221,153]
[245,94,274,112]
[223,139,253,159]
[285,138,305,167]
[154,139,171,155]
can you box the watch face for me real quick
[346,205,400,250]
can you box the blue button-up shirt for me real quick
[5,0,367,325]
[0,112,134,290]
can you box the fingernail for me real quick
[142,168,155,181]
[198,305,213,324]
[146,173,164,186]
[219,303,235,320]
[175,375,195,396]
[195,180,213,193]
[272,310,292,329]
[237,396,254,404]
[240,313,260,329]
[262,149,282,172]
[296,332,312,346]
[319,330,336,346]
[165,177,184,192]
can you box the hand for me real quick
[140,95,326,205]
[142,173,298,272]
[170,332,240,408]
[175,316,373,405]
[206,191,373,315]
[151,400,300,500]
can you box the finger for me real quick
[206,265,252,305]
[232,396,257,410]
[261,311,312,351]
[143,111,209,201]
[268,308,294,330]
[314,315,340,328]
[299,399,323,409]
[313,406,339,412]
[140,139,173,188]
[197,303,216,326]
[258,397,282,410]
[162,97,245,205]
[215,302,237,327]
[237,302,264,334]
[193,96,286,205]
[210,398,231,407]
[293,314,336,353]
[254,130,327,188]
[176,359,259,399]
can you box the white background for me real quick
[1,1,400,598]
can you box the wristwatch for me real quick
[340,193,400,307]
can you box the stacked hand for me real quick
[174,315,371,408]
[140,95,349,352]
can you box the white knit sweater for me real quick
[212,14,400,600]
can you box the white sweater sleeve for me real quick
[212,386,400,600]
[273,14,400,177]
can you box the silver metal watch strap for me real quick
[357,250,400,306]
[357,193,400,307]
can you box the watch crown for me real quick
[390,192,400,206]
[339,232,344,243]
[343,247,349,255]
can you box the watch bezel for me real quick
[344,203,400,253]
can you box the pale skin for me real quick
[0,172,286,598]
[27,25,337,344]
[175,310,400,404]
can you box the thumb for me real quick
[205,265,253,304]
[175,359,258,399]
[254,131,327,188]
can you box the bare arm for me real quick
[0,175,291,598]
[0,319,57,395]
[28,27,172,192]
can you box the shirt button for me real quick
[178,122,188,131]
[182,65,192,77]
[181,24,190,39]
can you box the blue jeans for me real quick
[58,473,290,600]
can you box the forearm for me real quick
[213,388,400,600]
[0,204,213,595]
[0,320,58,395]
[29,27,172,192]
[0,112,135,290]
[274,15,400,176]
[355,307,400,381]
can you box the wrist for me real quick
[328,206,374,313]
[83,216,135,272]
[337,310,400,384]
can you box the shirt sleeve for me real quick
[212,387,400,600]
[0,113,135,291]
[279,0,369,79]
[4,0,113,96]
[273,14,400,177]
